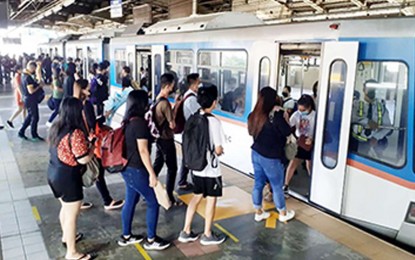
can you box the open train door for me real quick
[151,45,165,97]
[310,41,358,214]
[252,41,279,94]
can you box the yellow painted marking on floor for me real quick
[134,244,152,260]
[214,223,239,243]
[32,206,41,221]
[179,186,257,221]
[265,211,279,229]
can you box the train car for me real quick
[37,35,78,59]
[108,12,415,249]
[65,36,110,79]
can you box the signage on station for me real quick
[110,0,123,18]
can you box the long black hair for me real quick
[123,90,149,122]
[49,97,87,146]
[297,94,316,111]
[248,87,277,138]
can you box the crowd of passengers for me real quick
[0,53,319,260]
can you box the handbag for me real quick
[153,181,171,210]
[81,156,100,188]
[37,87,45,104]
[285,134,298,160]
[298,135,312,152]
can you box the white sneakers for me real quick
[45,121,53,128]
[254,211,271,222]
[254,210,296,223]
[279,210,295,222]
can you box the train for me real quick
[38,12,415,250]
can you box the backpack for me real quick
[182,112,215,171]
[283,97,298,114]
[173,93,196,134]
[101,118,137,173]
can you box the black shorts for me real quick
[296,146,312,160]
[192,175,222,198]
[48,166,83,203]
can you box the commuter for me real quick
[282,86,297,116]
[18,61,44,141]
[350,79,392,157]
[47,97,94,260]
[178,85,227,245]
[284,94,316,194]
[63,63,76,98]
[152,73,180,205]
[120,66,131,90]
[46,68,64,127]
[177,73,201,190]
[0,56,3,86]
[42,54,52,84]
[73,79,125,211]
[90,62,109,117]
[7,65,26,128]
[248,87,295,222]
[118,90,170,250]
[35,58,43,83]
[87,63,98,82]
[75,58,83,79]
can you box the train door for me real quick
[252,41,279,96]
[278,43,321,198]
[151,45,165,97]
[310,42,358,214]
[136,49,151,92]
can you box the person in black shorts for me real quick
[47,97,95,260]
[178,85,227,246]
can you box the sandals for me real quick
[66,253,92,260]
[104,200,125,210]
[62,232,84,247]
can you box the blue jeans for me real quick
[48,98,61,123]
[121,167,159,239]
[252,150,286,212]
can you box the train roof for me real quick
[110,16,415,46]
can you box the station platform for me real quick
[0,86,413,260]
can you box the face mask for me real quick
[301,111,310,116]
[366,90,376,100]
[282,92,289,98]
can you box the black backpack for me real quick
[182,112,216,171]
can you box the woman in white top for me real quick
[284,94,316,193]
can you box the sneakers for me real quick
[200,233,226,246]
[18,133,28,140]
[279,210,295,222]
[6,120,14,128]
[46,121,52,128]
[178,231,199,243]
[31,136,45,142]
[104,200,125,210]
[254,211,271,222]
[143,236,170,251]
[118,234,144,247]
[81,202,93,210]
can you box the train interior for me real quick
[278,43,321,199]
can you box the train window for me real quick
[114,49,127,85]
[259,57,271,89]
[166,50,193,95]
[279,55,320,100]
[349,61,408,168]
[87,47,98,76]
[197,50,247,117]
[321,60,347,169]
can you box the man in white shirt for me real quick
[178,73,201,189]
[178,85,227,245]
[281,86,296,116]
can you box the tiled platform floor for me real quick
[0,86,414,260]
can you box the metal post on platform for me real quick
[192,0,197,16]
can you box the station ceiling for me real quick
[7,0,415,34]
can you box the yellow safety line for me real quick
[214,223,239,243]
[134,243,152,260]
[32,206,41,221]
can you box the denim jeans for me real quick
[251,150,286,212]
[121,167,159,239]
[48,98,61,123]
[19,99,39,138]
